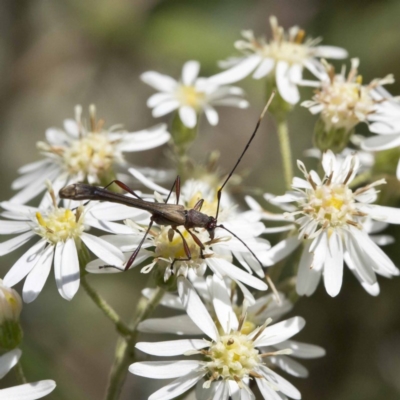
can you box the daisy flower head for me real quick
[208,16,347,105]
[10,104,170,204]
[0,349,56,399]
[260,150,400,297]
[141,60,249,129]
[302,58,396,152]
[130,277,317,400]
[0,185,127,303]
[86,173,269,299]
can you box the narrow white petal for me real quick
[85,216,134,235]
[276,61,300,105]
[53,241,69,300]
[274,340,326,359]
[23,245,54,303]
[142,288,183,310]
[358,204,400,225]
[0,349,21,379]
[141,71,178,92]
[129,168,170,195]
[182,61,200,86]
[138,315,202,335]
[296,242,322,297]
[152,100,180,117]
[129,360,202,379]
[270,355,309,378]
[204,105,219,126]
[0,380,56,400]
[208,55,262,85]
[323,230,343,297]
[4,239,47,287]
[0,231,35,256]
[206,258,268,291]
[177,277,218,341]
[17,159,51,174]
[256,378,287,400]
[314,46,348,59]
[179,106,197,128]
[147,93,174,108]
[262,237,301,266]
[148,370,206,400]
[0,221,30,235]
[60,238,80,300]
[254,317,306,347]
[361,134,400,151]
[211,275,238,333]
[259,365,301,399]
[136,339,208,356]
[64,119,79,136]
[252,58,274,79]
[81,233,124,266]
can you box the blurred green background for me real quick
[1,0,400,399]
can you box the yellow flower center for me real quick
[177,86,205,109]
[206,331,261,381]
[62,132,117,176]
[35,207,85,244]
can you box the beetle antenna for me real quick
[215,91,275,221]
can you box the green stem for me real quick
[14,361,27,384]
[104,286,165,400]
[81,275,132,337]
[276,117,294,190]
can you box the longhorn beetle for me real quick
[60,93,276,284]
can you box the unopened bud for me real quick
[0,280,23,350]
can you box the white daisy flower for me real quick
[141,60,249,128]
[248,150,400,297]
[86,174,269,298]
[0,349,55,399]
[10,105,170,204]
[130,277,314,400]
[139,275,325,381]
[208,16,347,104]
[302,58,395,150]
[0,187,128,302]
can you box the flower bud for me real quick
[0,280,23,350]
[313,118,354,153]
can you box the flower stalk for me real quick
[276,116,294,190]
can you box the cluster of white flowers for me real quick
[0,13,399,400]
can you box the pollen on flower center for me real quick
[205,331,261,382]
[35,207,84,244]
[177,85,205,109]
[62,133,117,175]
[305,183,355,227]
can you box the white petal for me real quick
[211,275,238,333]
[141,71,178,92]
[179,106,197,128]
[148,370,206,400]
[206,258,268,291]
[129,168,170,195]
[254,317,306,347]
[296,242,322,297]
[208,55,262,85]
[60,238,80,300]
[81,233,124,266]
[142,288,183,310]
[136,339,208,356]
[359,204,400,225]
[23,245,54,303]
[273,340,326,359]
[85,216,134,235]
[4,239,47,287]
[252,58,274,79]
[256,378,287,400]
[0,380,56,400]
[323,230,343,297]
[64,119,79,136]
[147,93,174,108]
[259,365,301,399]
[182,61,200,86]
[53,241,69,300]
[130,360,202,379]
[276,61,300,105]
[0,231,35,256]
[152,100,180,117]
[204,106,219,126]
[177,277,218,341]
[262,237,301,266]
[0,349,21,379]
[314,46,348,59]
[138,315,202,335]
[17,159,51,174]
[270,355,309,378]
[361,134,400,151]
